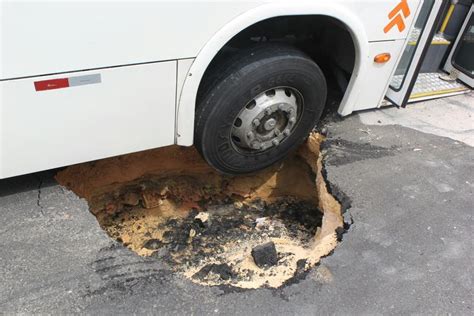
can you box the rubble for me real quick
[142,239,164,250]
[121,192,140,206]
[141,189,164,209]
[56,133,345,289]
[194,212,209,224]
[193,263,235,281]
[251,242,278,268]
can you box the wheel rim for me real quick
[231,87,303,152]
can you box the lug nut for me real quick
[289,117,296,124]
[251,141,261,149]
[272,139,280,146]
[247,131,254,139]
[265,108,273,115]
[283,129,291,136]
[252,119,260,126]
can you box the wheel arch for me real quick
[176,2,369,145]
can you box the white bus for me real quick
[0,0,446,177]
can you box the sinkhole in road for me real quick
[56,133,346,289]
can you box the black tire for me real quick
[195,44,327,175]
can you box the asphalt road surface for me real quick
[0,94,472,314]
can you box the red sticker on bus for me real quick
[34,78,70,91]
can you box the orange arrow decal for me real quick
[384,0,411,33]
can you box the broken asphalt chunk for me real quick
[343,211,353,229]
[251,241,278,268]
[142,239,164,250]
[193,263,235,281]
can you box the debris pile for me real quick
[56,133,344,288]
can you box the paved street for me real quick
[0,94,472,315]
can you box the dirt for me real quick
[56,133,344,289]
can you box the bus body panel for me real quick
[0,61,176,178]
[352,40,409,111]
[0,0,424,178]
[0,1,260,80]
[176,0,422,144]
[0,0,420,80]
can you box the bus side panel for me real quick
[351,40,407,111]
[0,61,176,179]
[0,0,260,80]
[1,0,419,81]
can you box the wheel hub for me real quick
[231,87,301,152]
[264,118,277,131]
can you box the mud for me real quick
[56,133,344,289]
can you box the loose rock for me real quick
[142,239,164,250]
[141,190,163,209]
[251,241,278,268]
[194,212,209,224]
[233,201,244,209]
[122,192,140,206]
[193,263,235,281]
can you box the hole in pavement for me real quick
[56,133,347,289]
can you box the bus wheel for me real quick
[195,45,327,175]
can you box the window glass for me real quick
[452,14,474,78]
[390,0,435,91]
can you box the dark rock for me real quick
[150,246,169,259]
[251,241,278,268]
[335,227,345,241]
[211,263,235,280]
[142,239,164,250]
[193,263,235,280]
[193,264,213,279]
[295,259,307,275]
